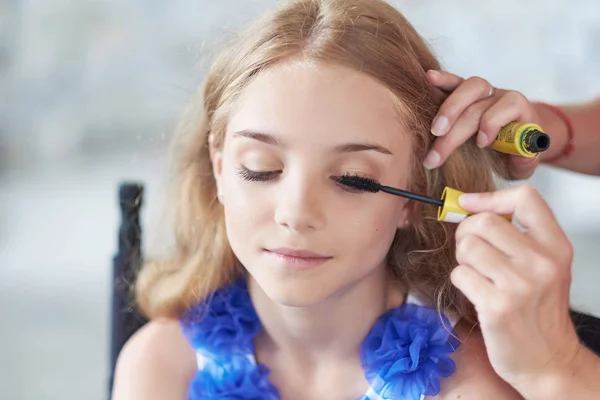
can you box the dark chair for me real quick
[106,182,600,398]
[108,182,148,397]
[571,309,600,355]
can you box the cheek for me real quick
[220,162,273,234]
[339,204,400,261]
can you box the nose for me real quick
[274,176,326,233]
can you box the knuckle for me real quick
[485,297,515,324]
[518,184,541,202]
[479,108,503,135]
[455,217,474,239]
[452,265,473,289]
[463,102,486,120]
[473,212,500,231]
[457,234,478,258]
[505,90,529,107]
[454,238,466,262]
[510,275,535,299]
[451,264,467,282]
[534,255,561,285]
[538,267,559,288]
[560,239,574,263]
[467,76,490,92]
[454,221,468,244]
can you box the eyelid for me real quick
[237,150,281,169]
[236,165,281,182]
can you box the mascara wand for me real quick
[337,174,512,224]
[340,175,443,207]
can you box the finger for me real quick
[426,70,465,92]
[456,212,533,259]
[478,90,538,146]
[424,96,497,169]
[503,154,541,180]
[455,233,523,287]
[430,76,496,137]
[458,185,565,247]
[450,264,497,307]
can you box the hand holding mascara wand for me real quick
[444,186,597,400]
[338,154,600,399]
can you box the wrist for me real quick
[518,346,600,400]
[525,368,574,400]
[534,102,574,163]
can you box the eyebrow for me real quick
[233,130,393,155]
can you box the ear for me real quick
[209,134,224,199]
[397,217,411,229]
[397,201,415,229]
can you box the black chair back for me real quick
[109,182,148,396]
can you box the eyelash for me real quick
[334,172,369,193]
[236,166,281,182]
[236,166,367,193]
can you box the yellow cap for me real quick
[437,187,470,223]
[437,187,513,224]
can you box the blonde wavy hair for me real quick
[136,0,504,324]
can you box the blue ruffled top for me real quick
[181,279,459,400]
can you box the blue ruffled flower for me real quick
[360,303,460,400]
[182,280,459,400]
[188,354,280,400]
[181,279,261,356]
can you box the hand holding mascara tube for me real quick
[426,70,547,180]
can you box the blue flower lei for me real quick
[181,279,459,400]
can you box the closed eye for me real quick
[236,166,281,182]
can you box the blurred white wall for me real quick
[1,1,599,399]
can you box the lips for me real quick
[266,248,331,259]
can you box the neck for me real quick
[249,267,405,364]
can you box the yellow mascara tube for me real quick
[490,122,550,157]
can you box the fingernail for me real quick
[476,131,488,148]
[431,116,449,136]
[423,150,441,169]
[427,69,440,78]
[458,193,479,207]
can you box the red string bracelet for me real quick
[535,102,574,163]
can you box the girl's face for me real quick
[211,60,413,307]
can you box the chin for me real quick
[251,272,341,308]
[270,291,326,308]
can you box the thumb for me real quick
[505,154,540,180]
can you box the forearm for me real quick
[536,99,600,176]
[519,346,600,400]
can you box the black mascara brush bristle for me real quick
[337,174,381,193]
[337,173,444,207]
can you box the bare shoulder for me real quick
[111,318,197,400]
[429,320,524,400]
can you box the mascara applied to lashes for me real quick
[336,174,381,192]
